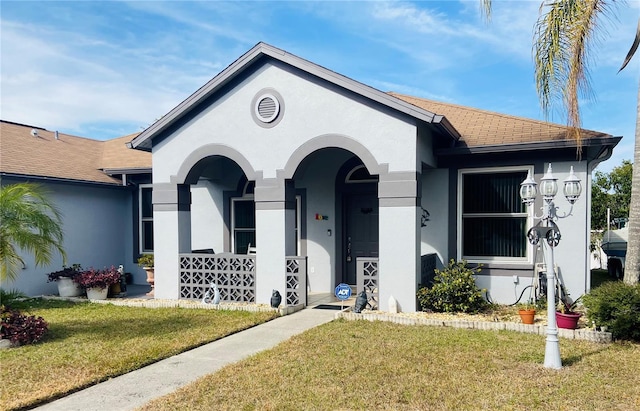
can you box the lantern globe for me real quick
[519,170,537,205]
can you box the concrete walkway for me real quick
[35,307,338,411]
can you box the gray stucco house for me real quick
[1,43,621,312]
[126,42,621,312]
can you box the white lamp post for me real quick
[519,164,582,370]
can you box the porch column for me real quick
[153,183,191,299]
[378,171,421,312]
[254,177,296,306]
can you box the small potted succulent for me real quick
[137,254,155,297]
[47,264,83,297]
[75,266,121,301]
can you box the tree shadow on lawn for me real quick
[45,309,269,343]
[562,345,611,367]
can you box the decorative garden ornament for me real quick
[354,290,368,313]
[202,283,221,305]
[270,290,282,308]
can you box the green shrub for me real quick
[417,259,487,314]
[582,281,640,341]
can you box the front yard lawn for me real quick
[140,319,640,411]
[0,299,277,410]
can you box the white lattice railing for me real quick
[286,256,307,307]
[356,257,379,310]
[179,253,256,303]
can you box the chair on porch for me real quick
[247,244,257,255]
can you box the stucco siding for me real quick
[190,180,228,254]
[420,168,449,270]
[153,62,419,185]
[2,179,132,296]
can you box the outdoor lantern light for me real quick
[518,163,582,370]
[563,166,582,204]
[539,164,558,202]
[519,170,538,206]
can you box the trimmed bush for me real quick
[1,307,49,345]
[417,259,487,314]
[582,281,640,341]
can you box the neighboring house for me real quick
[0,120,152,296]
[129,42,621,311]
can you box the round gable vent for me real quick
[251,89,284,128]
[256,94,279,122]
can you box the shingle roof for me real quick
[389,92,611,146]
[0,121,150,185]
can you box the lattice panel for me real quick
[357,258,379,310]
[179,254,256,303]
[286,256,307,306]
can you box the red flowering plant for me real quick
[74,266,121,289]
[1,307,48,345]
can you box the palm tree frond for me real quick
[480,0,492,22]
[619,17,640,72]
[0,183,66,281]
[534,0,615,154]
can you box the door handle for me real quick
[346,236,352,262]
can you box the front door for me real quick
[344,193,378,285]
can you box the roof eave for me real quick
[435,136,622,156]
[102,167,152,176]
[0,172,124,187]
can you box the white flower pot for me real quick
[86,287,108,301]
[57,277,82,297]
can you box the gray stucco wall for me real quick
[2,179,134,296]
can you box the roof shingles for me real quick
[0,121,150,185]
[389,92,610,146]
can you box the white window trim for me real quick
[457,166,533,264]
[231,196,255,254]
[230,194,302,255]
[139,184,153,254]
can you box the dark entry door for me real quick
[344,193,378,285]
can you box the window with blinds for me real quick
[460,169,529,261]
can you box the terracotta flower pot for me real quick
[556,311,581,329]
[518,309,536,324]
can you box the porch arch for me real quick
[175,143,257,185]
[281,134,381,179]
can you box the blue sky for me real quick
[1,1,638,173]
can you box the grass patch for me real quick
[140,320,640,411]
[0,299,277,410]
[591,268,614,289]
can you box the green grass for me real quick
[0,299,277,410]
[140,320,640,411]
[591,268,614,289]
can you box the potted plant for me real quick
[517,300,536,324]
[556,291,582,329]
[137,254,155,297]
[47,264,83,297]
[74,266,121,300]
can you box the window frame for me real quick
[230,193,302,256]
[138,184,154,254]
[457,166,533,264]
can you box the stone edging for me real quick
[335,311,613,343]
